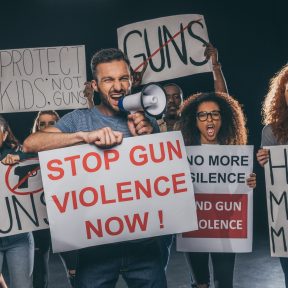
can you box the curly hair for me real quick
[262,63,288,144]
[0,115,20,149]
[32,110,60,133]
[176,92,247,145]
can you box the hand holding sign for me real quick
[83,127,123,148]
[256,148,269,167]
[1,154,20,165]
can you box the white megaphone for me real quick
[118,83,167,118]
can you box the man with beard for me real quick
[23,48,166,288]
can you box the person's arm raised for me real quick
[23,126,123,153]
[204,43,228,93]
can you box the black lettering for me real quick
[163,23,188,67]
[268,149,288,185]
[187,20,209,66]
[0,197,13,234]
[12,194,39,230]
[145,27,165,72]
[59,47,70,75]
[271,226,287,253]
[270,191,288,222]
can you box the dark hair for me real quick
[163,83,184,103]
[90,48,131,80]
[176,92,247,145]
[0,115,20,149]
[32,110,60,133]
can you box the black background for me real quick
[1,0,287,236]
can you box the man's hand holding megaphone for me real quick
[127,112,154,136]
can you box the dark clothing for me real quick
[0,144,35,161]
[186,252,235,288]
[32,229,50,288]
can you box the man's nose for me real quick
[113,80,122,91]
[167,96,174,103]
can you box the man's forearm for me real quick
[23,131,85,153]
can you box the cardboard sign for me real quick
[38,131,198,252]
[177,145,254,253]
[264,145,288,257]
[117,14,211,84]
[0,158,49,237]
[0,45,87,113]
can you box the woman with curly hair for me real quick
[256,63,288,287]
[176,92,256,288]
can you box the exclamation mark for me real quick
[158,210,164,229]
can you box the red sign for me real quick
[183,193,247,238]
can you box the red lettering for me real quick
[104,150,119,169]
[154,176,170,196]
[117,182,133,202]
[85,212,149,239]
[149,142,165,163]
[135,179,152,199]
[71,190,78,209]
[124,212,148,232]
[47,159,64,180]
[172,173,187,193]
[167,140,182,160]
[100,185,116,204]
[130,145,147,166]
[52,192,70,213]
[85,219,103,239]
[79,187,98,207]
[83,152,102,172]
[64,155,80,176]
[105,217,124,236]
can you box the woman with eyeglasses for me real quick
[176,92,256,288]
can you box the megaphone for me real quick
[118,83,167,118]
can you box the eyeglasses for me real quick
[197,110,221,122]
[39,121,56,129]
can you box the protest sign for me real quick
[0,45,87,113]
[177,145,254,252]
[38,131,197,253]
[117,14,211,84]
[264,145,288,257]
[0,158,48,237]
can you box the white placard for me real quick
[0,45,87,113]
[0,158,49,237]
[264,145,288,257]
[177,145,254,253]
[38,131,198,252]
[117,14,211,84]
